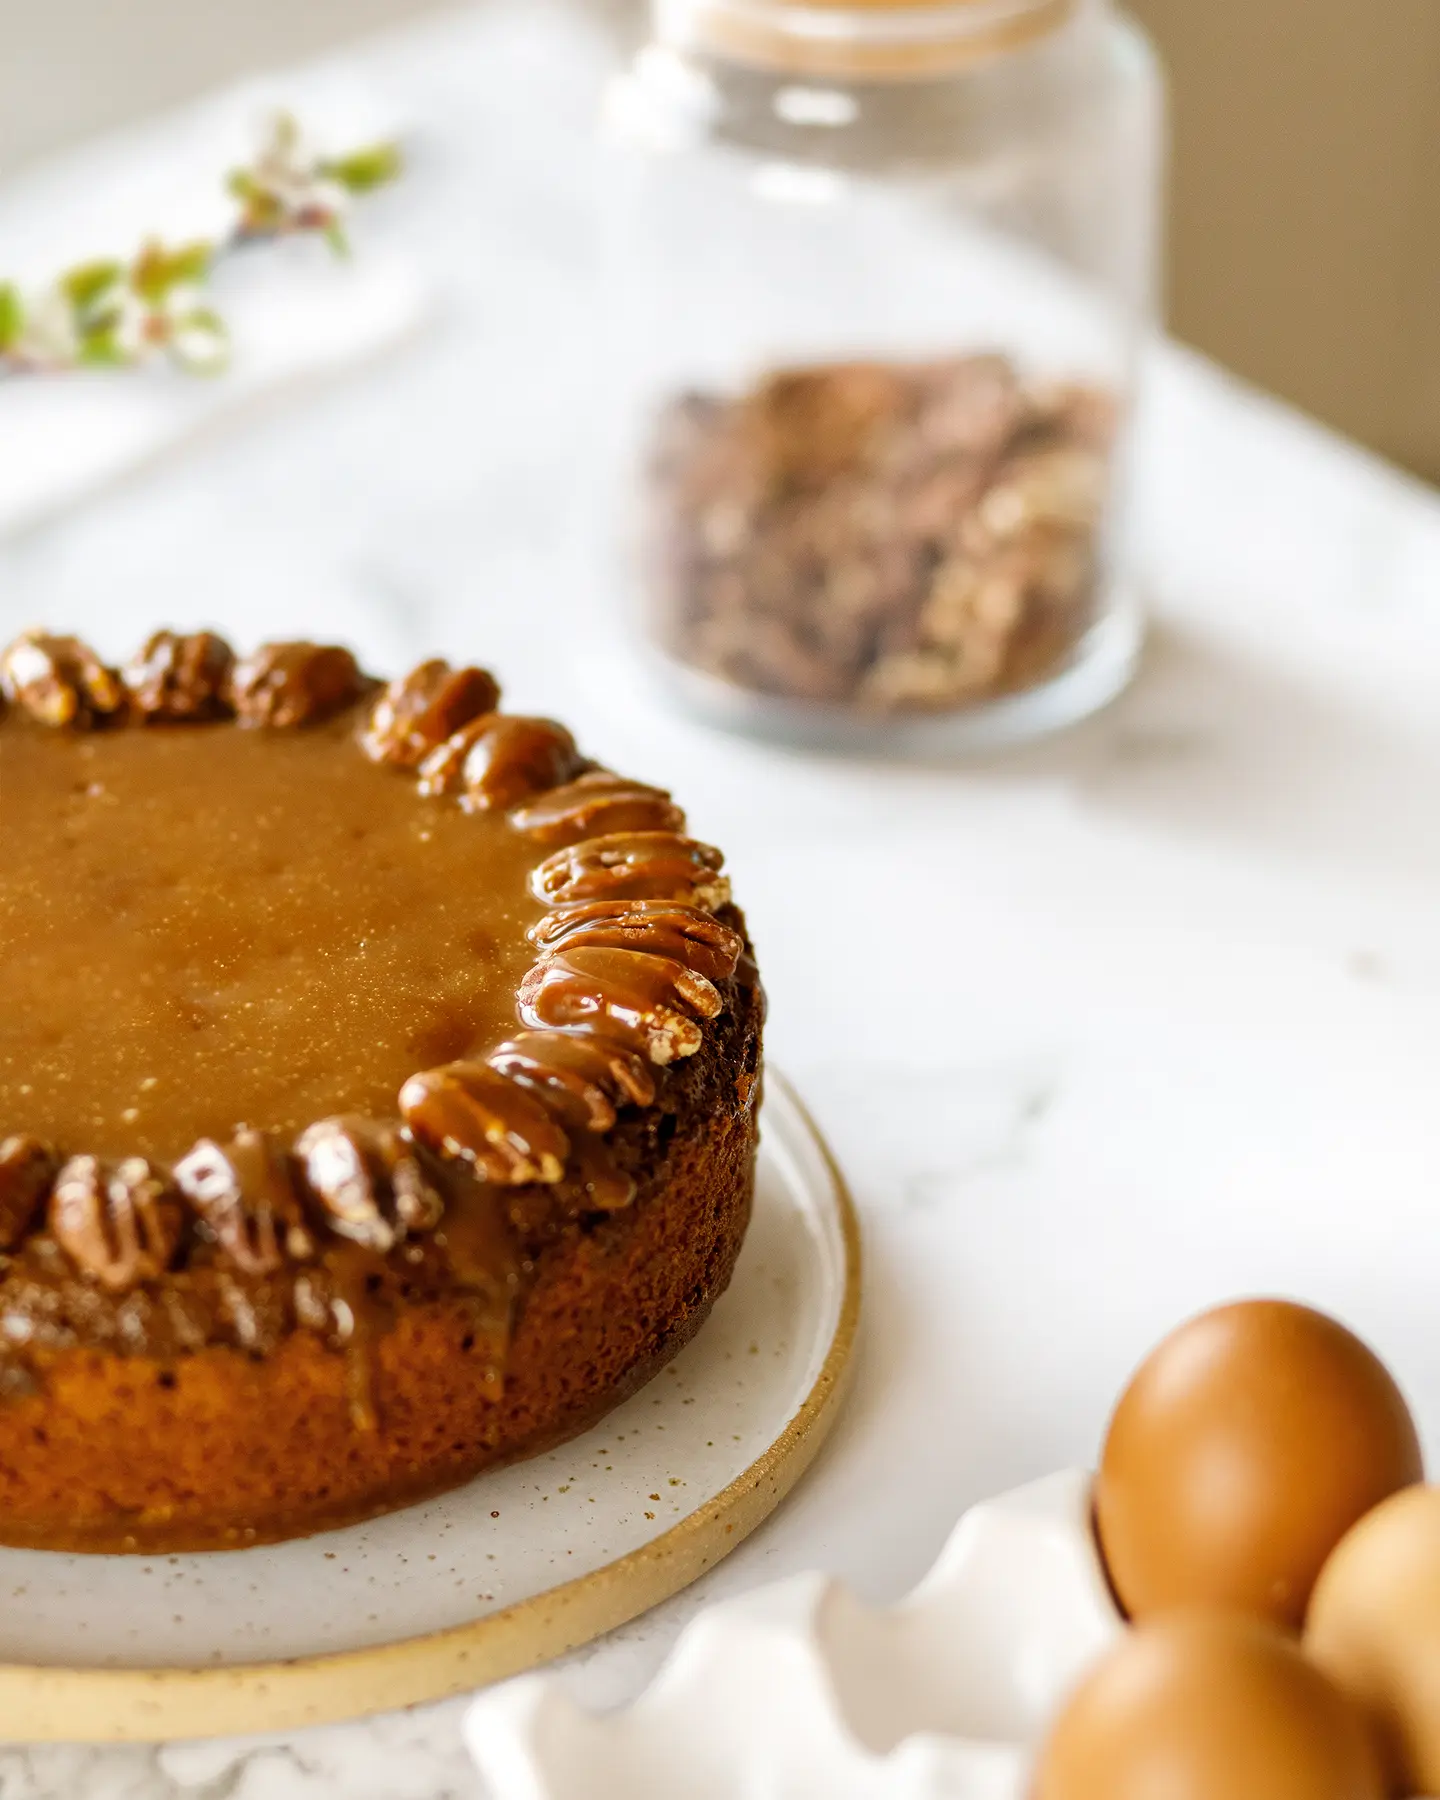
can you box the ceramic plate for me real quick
[0,1073,859,1742]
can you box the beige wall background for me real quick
[1127,0,1440,485]
[2,0,1437,483]
[0,0,451,174]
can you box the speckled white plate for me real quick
[0,1073,859,1741]
[466,1469,1120,1800]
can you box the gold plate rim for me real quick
[0,1073,861,1743]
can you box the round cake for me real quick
[0,631,763,1552]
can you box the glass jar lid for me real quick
[655,0,1077,78]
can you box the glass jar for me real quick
[600,0,1163,752]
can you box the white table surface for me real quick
[4,1,1440,1792]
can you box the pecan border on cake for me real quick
[0,629,752,1308]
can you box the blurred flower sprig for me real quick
[0,112,403,379]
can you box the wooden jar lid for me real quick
[663,0,1075,79]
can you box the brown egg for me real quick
[1031,1612,1386,1800]
[1307,1483,1440,1794]
[1095,1299,1422,1627]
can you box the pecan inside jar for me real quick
[645,353,1117,716]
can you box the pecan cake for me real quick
[0,630,762,1552]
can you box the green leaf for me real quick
[77,327,129,368]
[231,186,285,236]
[131,238,212,304]
[0,283,24,352]
[228,170,282,221]
[81,303,124,336]
[267,111,301,160]
[60,259,124,312]
[322,218,351,258]
[319,140,402,194]
[174,241,214,285]
[180,304,225,334]
[171,305,230,375]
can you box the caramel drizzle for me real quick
[359,660,500,769]
[48,1156,184,1294]
[317,1239,392,1433]
[416,714,584,811]
[0,638,754,1397]
[175,1130,315,1275]
[429,1164,520,1405]
[565,1134,638,1214]
[0,632,123,727]
[399,1063,570,1185]
[518,949,719,1064]
[528,902,744,984]
[531,831,732,910]
[487,1030,657,1131]
[0,1138,56,1251]
[509,772,684,845]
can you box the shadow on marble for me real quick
[1036,622,1440,891]
[774,618,1440,895]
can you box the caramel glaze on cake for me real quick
[0,632,763,1552]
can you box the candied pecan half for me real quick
[0,1136,57,1251]
[532,832,730,911]
[399,1064,569,1185]
[509,771,685,846]
[0,631,124,728]
[175,1129,315,1274]
[360,659,501,768]
[229,641,366,728]
[487,1030,656,1132]
[122,630,236,722]
[518,947,721,1064]
[417,714,584,811]
[528,900,743,984]
[414,717,484,795]
[294,1116,445,1253]
[50,1156,184,1292]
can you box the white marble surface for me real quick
[4,0,1440,1792]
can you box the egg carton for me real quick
[463,1470,1125,1800]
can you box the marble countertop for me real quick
[4,1,1440,1792]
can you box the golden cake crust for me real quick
[0,983,761,1552]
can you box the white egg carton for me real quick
[464,1470,1124,1800]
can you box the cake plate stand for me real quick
[0,1073,859,1742]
